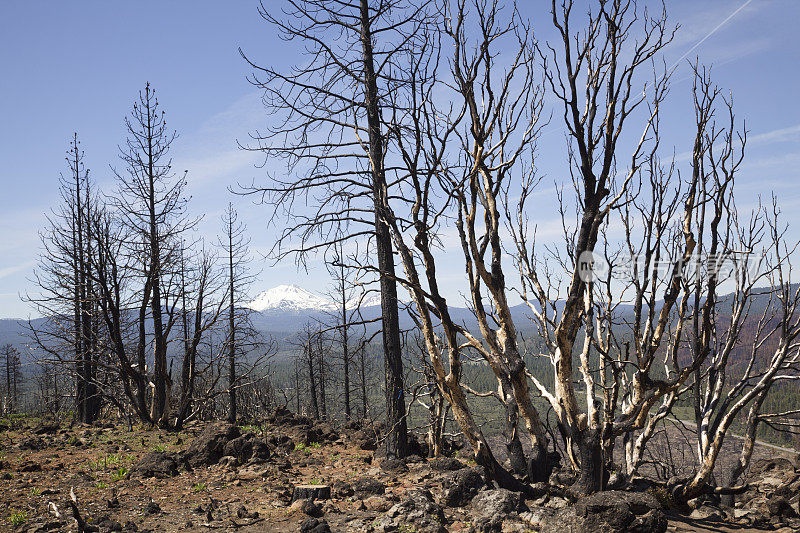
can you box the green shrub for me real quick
[8,510,27,527]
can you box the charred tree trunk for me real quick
[359,0,407,460]
[340,264,351,421]
[359,346,368,418]
[318,337,327,421]
[500,377,528,477]
[294,358,301,414]
[306,342,319,420]
[227,218,237,424]
[572,428,605,495]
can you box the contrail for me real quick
[670,0,755,71]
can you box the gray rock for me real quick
[689,505,725,521]
[541,491,667,533]
[468,489,523,531]
[747,457,797,487]
[375,489,446,533]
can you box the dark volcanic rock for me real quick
[299,517,330,533]
[19,437,47,450]
[428,456,465,472]
[767,496,798,519]
[352,476,386,497]
[442,468,485,507]
[129,451,182,479]
[33,422,60,435]
[542,490,666,533]
[184,422,240,467]
[267,433,295,453]
[222,433,271,464]
[331,480,354,498]
[376,489,446,533]
[349,429,377,451]
[380,458,408,474]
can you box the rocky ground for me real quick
[0,409,798,532]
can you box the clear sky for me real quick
[1,0,799,318]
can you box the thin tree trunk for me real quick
[360,347,368,418]
[318,338,327,420]
[228,214,237,424]
[340,264,351,420]
[294,358,301,414]
[307,342,319,419]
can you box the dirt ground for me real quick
[0,419,796,532]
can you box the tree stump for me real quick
[292,484,331,502]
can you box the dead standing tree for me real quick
[1,344,22,415]
[378,0,555,490]
[238,0,438,458]
[172,244,227,429]
[27,134,101,424]
[112,83,193,426]
[219,203,258,424]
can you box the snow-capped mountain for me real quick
[247,285,336,312]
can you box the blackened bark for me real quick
[144,87,168,424]
[340,265,351,420]
[307,341,319,419]
[572,428,605,495]
[318,337,327,420]
[359,0,407,459]
[500,377,528,477]
[227,215,237,424]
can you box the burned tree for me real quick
[219,203,257,424]
[1,344,22,415]
[28,134,101,424]
[112,83,193,426]
[238,0,442,457]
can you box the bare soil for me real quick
[0,419,796,532]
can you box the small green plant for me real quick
[294,443,308,453]
[29,487,41,496]
[112,466,129,482]
[8,510,27,527]
[152,443,167,452]
[192,482,208,493]
[95,481,107,489]
[88,454,120,471]
[647,486,675,509]
[308,442,321,449]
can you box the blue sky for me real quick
[1,0,799,318]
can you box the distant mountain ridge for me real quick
[1,283,788,364]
